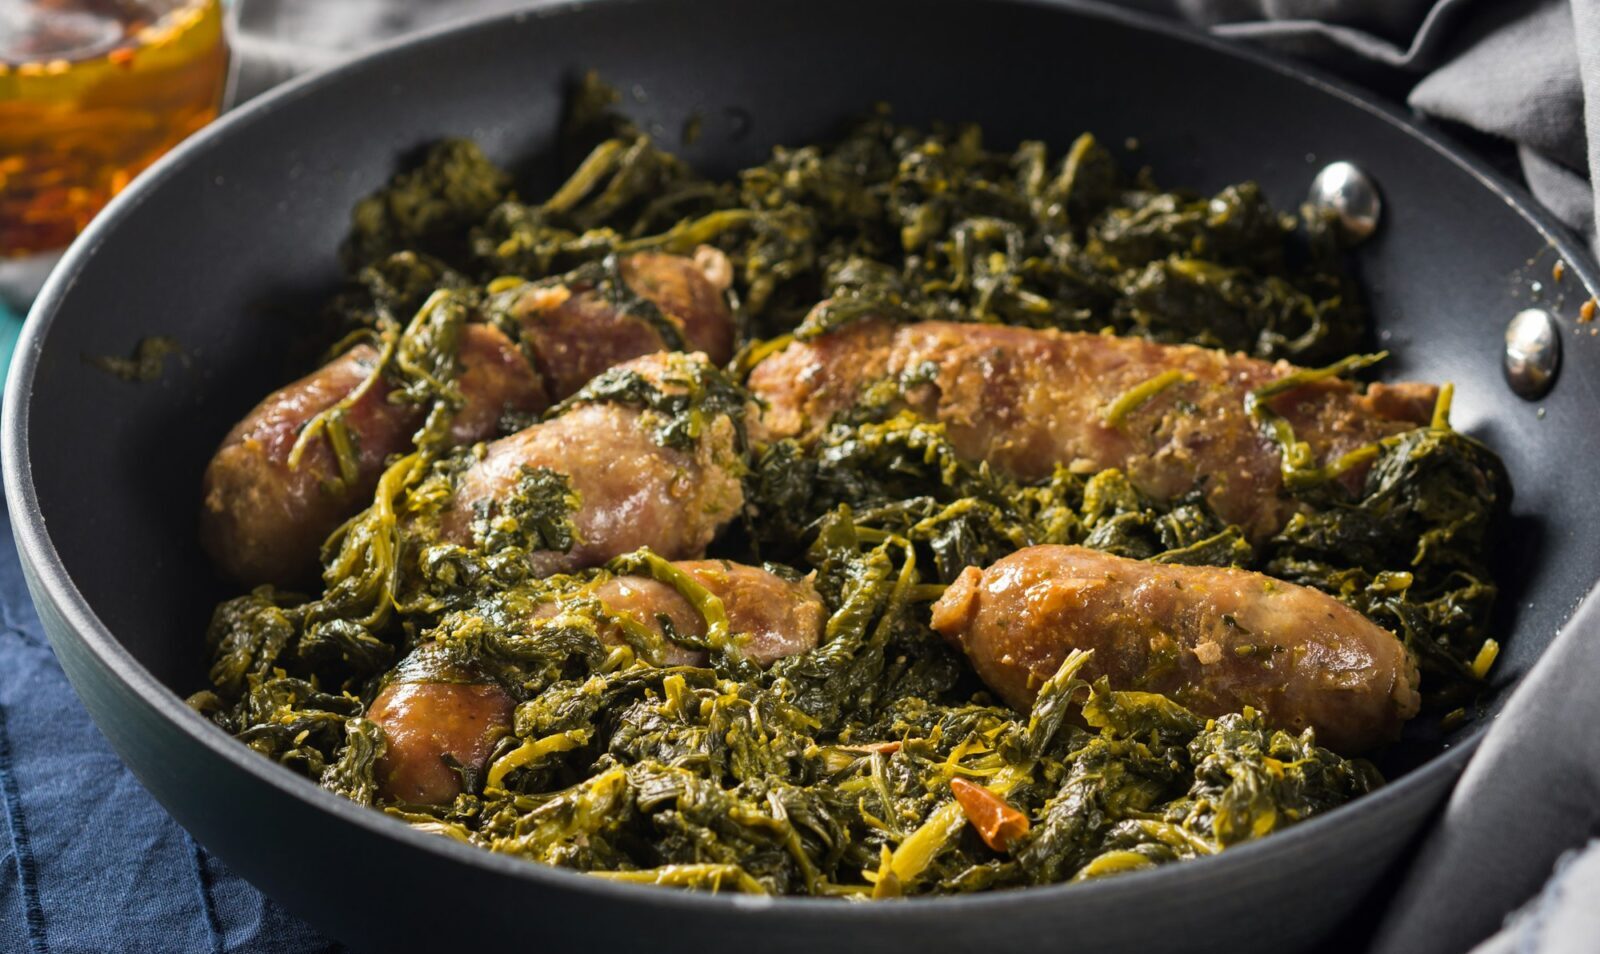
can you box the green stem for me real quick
[1102,370,1192,427]
[608,548,735,658]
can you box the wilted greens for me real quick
[192,77,1507,897]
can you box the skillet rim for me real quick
[5,0,1597,919]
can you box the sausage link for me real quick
[528,560,825,667]
[368,649,515,805]
[203,252,735,586]
[201,324,545,585]
[748,318,1436,540]
[929,545,1420,753]
[508,249,735,399]
[370,558,820,805]
[439,352,746,577]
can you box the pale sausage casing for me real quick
[370,559,822,805]
[440,352,746,577]
[203,251,735,587]
[201,324,544,586]
[526,560,826,667]
[930,545,1420,754]
[749,319,1436,541]
[509,249,735,398]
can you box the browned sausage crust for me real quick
[528,560,826,666]
[929,545,1420,754]
[200,324,546,586]
[748,319,1436,540]
[446,323,555,444]
[507,250,735,399]
[439,352,746,577]
[368,653,516,805]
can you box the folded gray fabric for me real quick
[230,0,532,102]
[228,2,1600,951]
[1409,0,1594,247]
[1365,583,1600,954]
[1182,0,1472,67]
[1467,841,1600,954]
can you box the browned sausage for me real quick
[201,324,544,586]
[506,249,735,399]
[929,545,1419,753]
[438,352,745,577]
[370,559,820,805]
[526,560,826,666]
[368,651,515,805]
[202,251,736,586]
[748,318,1436,540]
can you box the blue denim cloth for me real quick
[0,502,338,953]
[1,303,21,387]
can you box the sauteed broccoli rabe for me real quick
[191,77,1507,896]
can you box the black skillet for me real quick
[6,1,1599,950]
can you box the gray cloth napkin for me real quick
[1368,585,1600,954]
[229,2,1600,951]
[1467,839,1600,954]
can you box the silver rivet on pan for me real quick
[1307,161,1381,244]
[1504,307,1560,399]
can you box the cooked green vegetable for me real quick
[345,139,511,269]
[191,77,1507,897]
[87,335,183,382]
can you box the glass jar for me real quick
[0,0,229,307]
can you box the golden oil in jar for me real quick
[0,0,229,266]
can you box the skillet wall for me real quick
[10,0,1600,950]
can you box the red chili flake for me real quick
[949,777,1030,853]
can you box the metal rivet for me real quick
[1504,308,1560,399]
[1307,161,1382,244]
